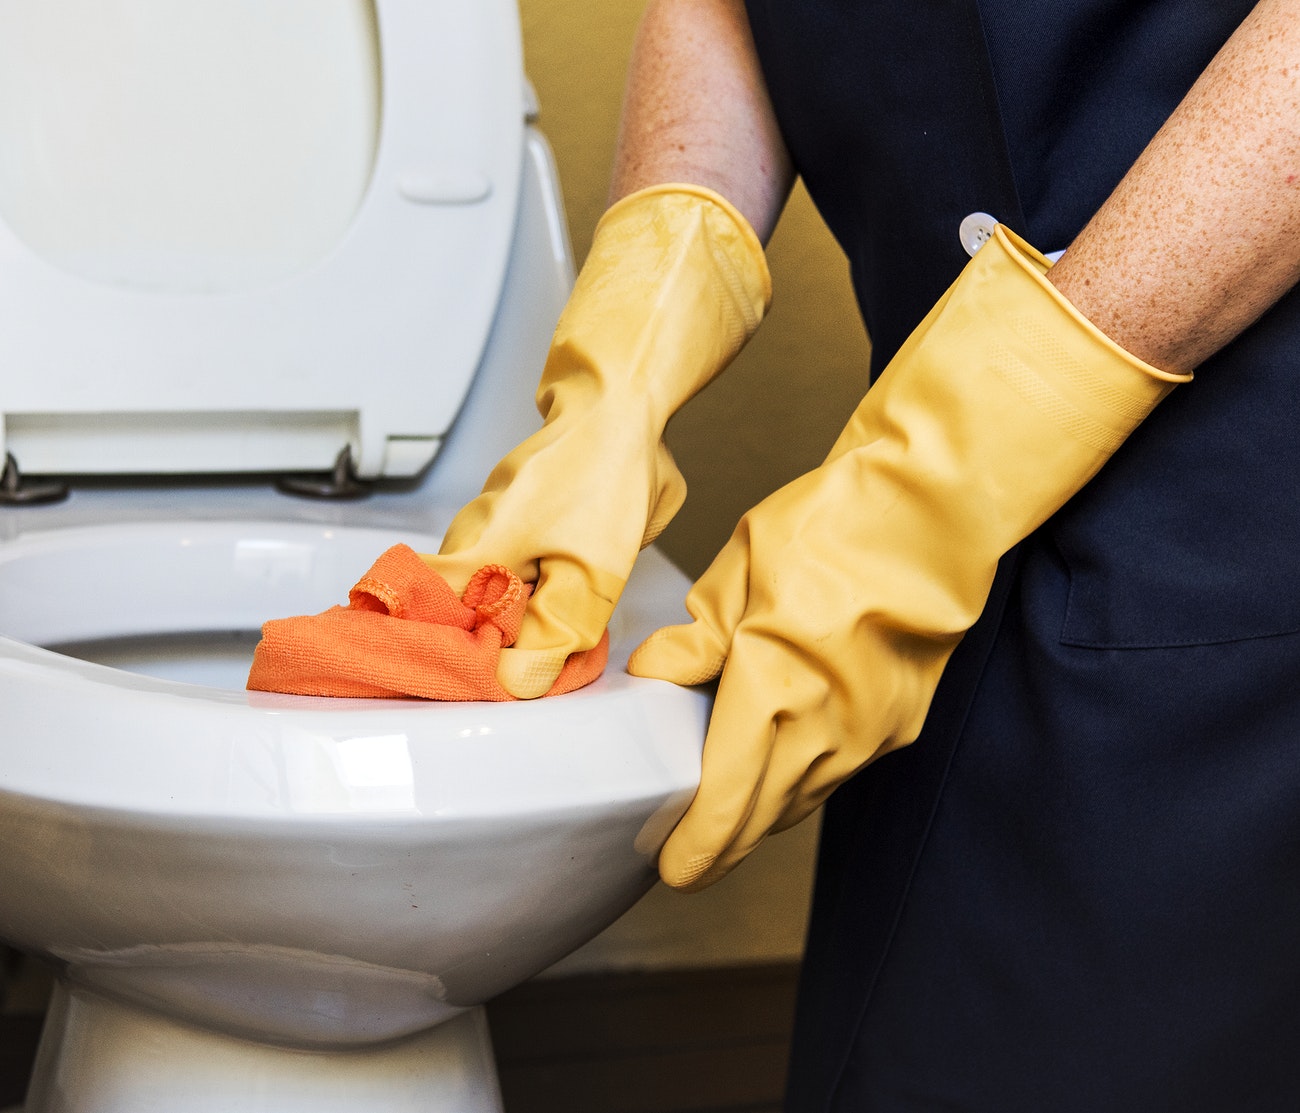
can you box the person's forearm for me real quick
[609,0,794,242]
[1049,0,1300,375]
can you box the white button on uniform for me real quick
[959,212,999,258]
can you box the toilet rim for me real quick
[0,516,653,662]
[0,519,708,820]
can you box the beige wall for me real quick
[519,2,872,972]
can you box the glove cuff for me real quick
[596,182,773,322]
[981,225,1191,463]
[994,224,1190,387]
[539,184,773,426]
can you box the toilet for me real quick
[0,4,708,1111]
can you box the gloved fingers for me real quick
[627,532,754,685]
[495,645,570,701]
[657,771,761,891]
[655,647,784,889]
[729,763,829,851]
[769,793,829,836]
[495,556,626,699]
[626,616,729,686]
[660,839,750,893]
[658,621,868,891]
[669,718,847,890]
[683,799,820,893]
[660,789,776,892]
[767,750,871,836]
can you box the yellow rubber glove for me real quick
[628,225,1191,891]
[423,184,770,697]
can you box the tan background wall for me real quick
[518,1,874,972]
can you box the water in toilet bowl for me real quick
[0,522,441,690]
[49,630,265,690]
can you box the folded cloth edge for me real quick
[246,544,608,701]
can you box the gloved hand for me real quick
[423,184,770,698]
[629,225,1191,890]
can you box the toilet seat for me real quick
[0,0,527,481]
[0,519,704,819]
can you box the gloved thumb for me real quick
[628,531,753,686]
[627,618,728,686]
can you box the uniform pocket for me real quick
[1049,307,1300,650]
[1056,519,1300,649]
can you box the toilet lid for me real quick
[0,0,525,480]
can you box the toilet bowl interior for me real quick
[0,521,437,690]
[51,628,264,690]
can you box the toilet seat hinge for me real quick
[0,452,70,505]
[276,445,372,500]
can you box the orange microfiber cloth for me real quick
[246,544,608,700]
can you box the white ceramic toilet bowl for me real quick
[0,519,708,1112]
[0,6,713,1107]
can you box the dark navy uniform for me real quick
[741,2,1300,1108]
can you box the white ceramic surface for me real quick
[0,522,707,1108]
[26,989,507,1113]
[0,0,526,479]
[0,516,705,1053]
[0,8,710,1105]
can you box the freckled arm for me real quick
[1049,0,1300,374]
[608,0,794,243]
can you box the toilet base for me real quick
[24,983,504,1113]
